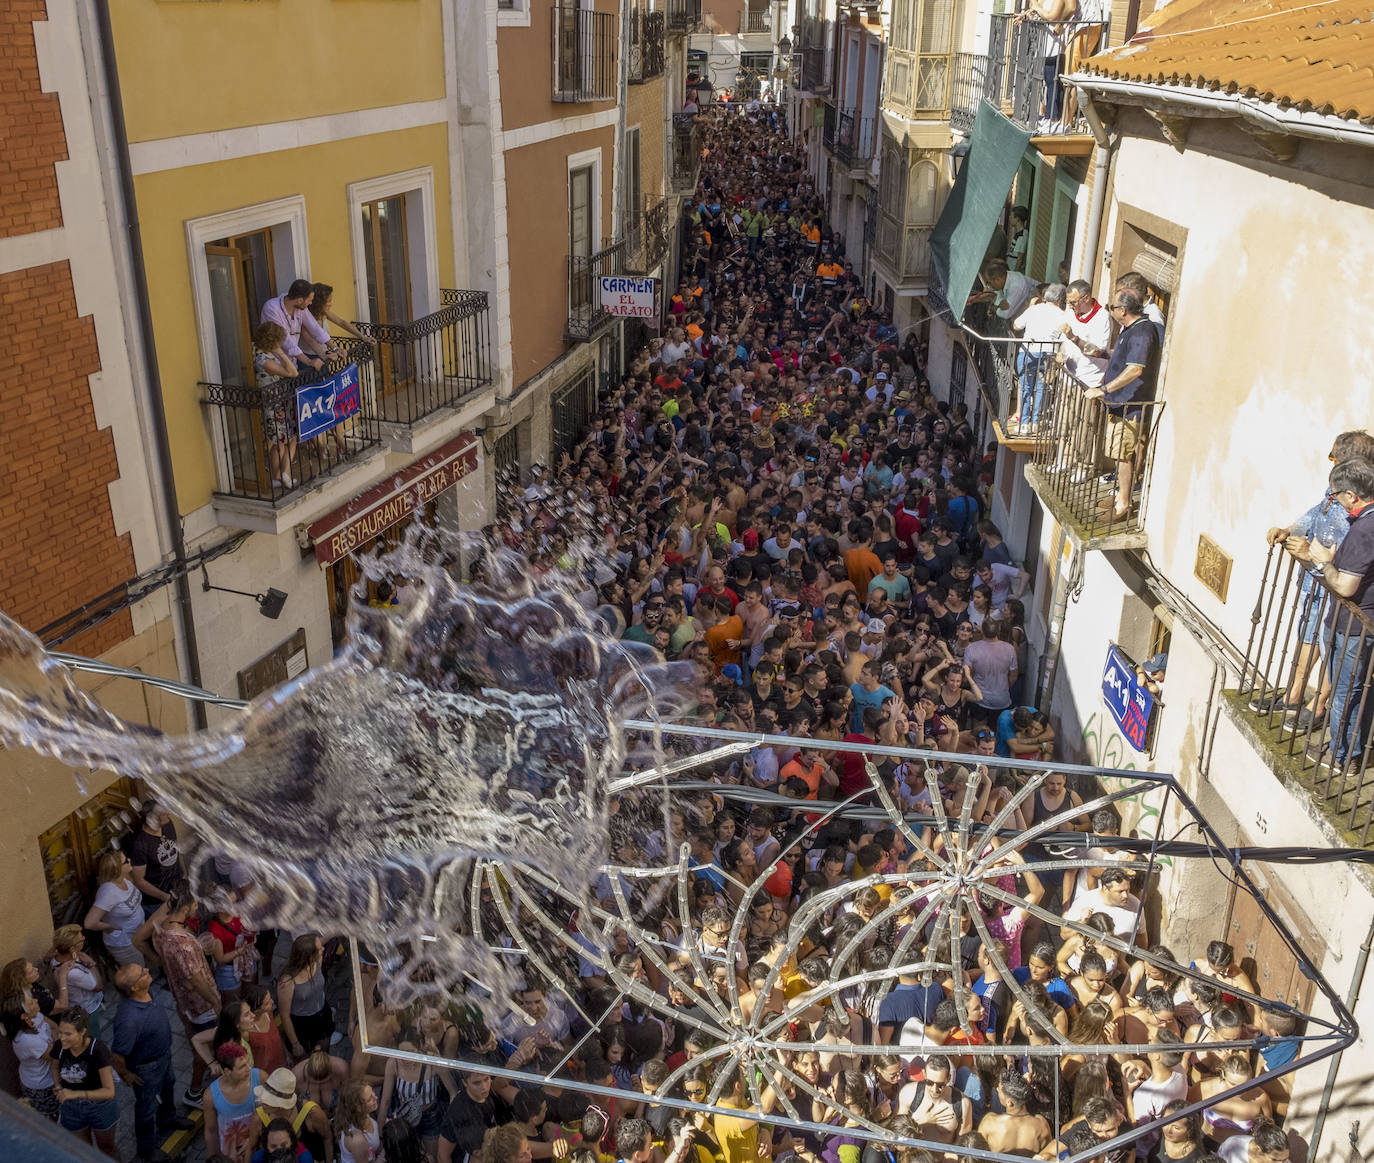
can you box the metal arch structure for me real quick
[31,652,1358,1163]
[351,722,1357,1163]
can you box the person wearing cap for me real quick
[248,1067,333,1163]
[1136,653,1167,696]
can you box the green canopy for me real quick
[930,101,1032,321]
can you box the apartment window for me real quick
[623,128,642,238]
[497,0,530,26]
[569,159,598,320]
[907,160,938,224]
[188,196,310,492]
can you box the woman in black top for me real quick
[1148,1102,1207,1163]
[50,1008,120,1157]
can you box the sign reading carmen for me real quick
[306,432,479,566]
[598,275,659,318]
[1101,644,1155,753]
[296,362,361,441]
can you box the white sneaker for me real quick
[280,473,294,489]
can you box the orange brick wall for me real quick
[0,266,136,656]
[0,1,66,238]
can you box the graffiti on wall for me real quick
[1081,710,1173,868]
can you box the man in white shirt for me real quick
[1011,284,1069,432]
[1062,868,1147,945]
[261,279,324,369]
[1057,279,1114,387]
[971,259,1036,323]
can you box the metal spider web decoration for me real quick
[353,725,1356,1163]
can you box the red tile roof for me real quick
[1079,0,1374,123]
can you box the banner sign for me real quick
[306,432,479,566]
[295,362,361,441]
[598,276,659,318]
[1102,645,1155,752]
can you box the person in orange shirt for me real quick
[779,744,837,823]
[700,593,744,671]
[843,517,884,600]
[817,259,843,286]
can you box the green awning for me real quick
[930,101,1032,321]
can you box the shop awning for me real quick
[930,101,1032,322]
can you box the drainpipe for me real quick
[91,0,207,730]
[1076,86,1113,284]
[1037,535,1084,714]
[1308,913,1374,1160]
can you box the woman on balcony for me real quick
[252,321,299,490]
[302,282,376,466]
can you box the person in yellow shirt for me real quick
[710,1069,766,1163]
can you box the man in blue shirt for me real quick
[850,660,896,733]
[1083,290,1160,522]
[111,964,192,1161]
[1260,430,1374,729]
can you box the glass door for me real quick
[206,243,268,493]
[362,195,414,392]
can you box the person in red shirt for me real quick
[839,707,882,800]
[894,492,924,563]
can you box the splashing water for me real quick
[0,533,694,1006]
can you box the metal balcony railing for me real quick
[830,108,876,167]
[1029,355,1164,538]
[202,340,382,504]
[671,112,704,192]
[665,0,701,34]
[624,195,671,275]
[629,9,665,83]
[1239,544,1374,847]
[568,239,628,342]
[821,101,838,152]
[552,5,617,102]
[801,47,826,92]
[740,8,769,33]
[950,15,1107,134]
[351,290,494,427]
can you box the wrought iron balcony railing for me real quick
[568,238,628,342]
[1238,544,1374,847]
[202,341,382,505]
[629,9,665,83]
[665,0,701,34]
[950,15,1108,134]
[623,195,672,276]
[740,7,769,33]
[552,5,617,103]
[827,107,877,168]
[1028,354,1164,538]
[671,111,704,192]
[801,47,826,92]
[352,290,494,427]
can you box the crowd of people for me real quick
[1,104,1307,1163]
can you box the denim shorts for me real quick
[59,1097,119,1132]
[1298,577,1327,645]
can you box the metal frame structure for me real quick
[34,654,1358,1163]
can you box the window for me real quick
[623,127,642,242]
[568,155,599,320]
[497,0,530,26]
[552,368,597,458]
[907,160,938,224]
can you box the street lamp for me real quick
[949,137,970,178]
[691,77,715,106]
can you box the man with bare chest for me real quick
[978,1071,1052,1155]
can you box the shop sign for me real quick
[306,432,478,565]
[598,276,659,318]
[296,362,361,441]
[1102,645,1154,753]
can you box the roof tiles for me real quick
[1080,0,1374,123]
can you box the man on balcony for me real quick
[261,279,325,372]
[971,260,1035,326]
[1305,458,1374,770]
[1083,290,1160,521]
[1009,283,1068,435]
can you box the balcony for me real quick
[552,6,617,103]
[568,238,628,342]
[353,290,494,427]
[671,111,704,193]
[874,212,933,284]
[629,9,665,83]
[665,0,701,35]
[950,14,1107,138]
[825,105,877,170]
[740,7,769,33]
[203,341,383,505]
[799,47,827,93]
[1024,356,1165,545]
[624,195,672,275]
[1235,544,1374,847]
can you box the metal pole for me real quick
[1308,911,1374,1159]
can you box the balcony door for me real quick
[362,194,413,391]
[569,163,596,319]
[206,228,278,492]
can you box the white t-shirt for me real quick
[1067,889,1144,940]
[94,879,142,947]
[1218,1136,1254,1163]
[1013,301,1070,344]
[996,270,1036,319]
[1131,1069,1188,1158]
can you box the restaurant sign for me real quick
[306,432,479,565]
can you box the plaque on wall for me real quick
[1195,534,1233,603]
[237,627,309,700]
